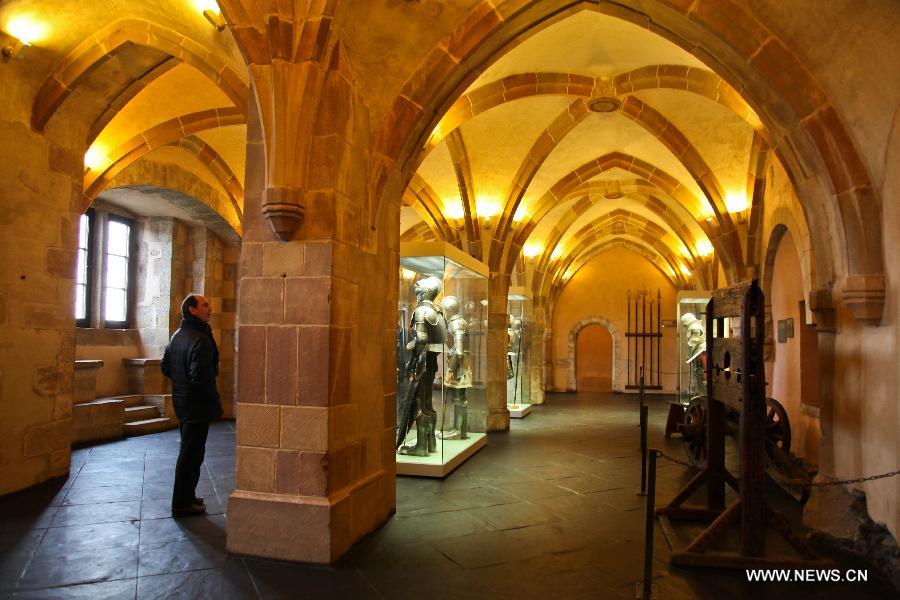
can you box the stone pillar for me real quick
[486,272,510,431]
[802,289,847,534]
[219,246,239,418]
[529,307,546,406]
[226,57,394,561]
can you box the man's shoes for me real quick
[192,497,205,508]
[172,504,207,518]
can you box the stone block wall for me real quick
[0,66,82,493]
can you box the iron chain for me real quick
[653,449,900,489]
[784,469,900,489]
[654,450,699,470]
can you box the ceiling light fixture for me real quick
[696,239,714,257]
[444,198,465,221]
[522,243,541,259]
[476,196,501,229]
[194,0,226,31]
[2,15,47,59]
[587,97,621,113]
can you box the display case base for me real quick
[396,433,487,478]
[508,403,532,418]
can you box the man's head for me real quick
[182,294,212,322]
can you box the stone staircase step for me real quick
[123,417,176,436]
[124,405,161,423]
[96,394,147,408]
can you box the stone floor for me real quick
[0,393,893,599]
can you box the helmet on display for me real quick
[441,295,460,318]
[414,276,442,302]
[681,312,699,327]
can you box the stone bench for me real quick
[74,359,103,404]
[123,358,168,395]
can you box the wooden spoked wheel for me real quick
[764,397,791,458]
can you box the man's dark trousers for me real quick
[172,421,209,510]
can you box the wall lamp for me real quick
[2,16,47,59]
[195,0,226,31]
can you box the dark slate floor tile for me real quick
[396,508,493,540]
[395,492,460,517]
[17,544,138,590]
[138,514,226,547]
[435,486,520,509]
[63,483,143,505]
[427,528,543,569]
[245,558,378,600]
[11,578,137,599]
[468,500,560,531]
[493,479,577,502]
[137,536,229,577]
[136,564,256,600]
[49,501,141,528]
[36,520,141,555]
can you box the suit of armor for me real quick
[441,296,471,440]
[398,276,445,456]
[682,312,706,398]
[506,316,522,381]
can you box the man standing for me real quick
[161,294,223,517]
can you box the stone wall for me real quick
[551,247,678,393]
[0,58,81,493]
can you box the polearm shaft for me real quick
[649,297,654,388]
[627,290,631,387]
[634,291,639,386]
[641,290,646,387]
[656,289,661,387]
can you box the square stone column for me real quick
[485,272,511,431]
[227,90,395,564]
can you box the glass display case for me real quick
[675,291,713,405]
[506,287,532,418]
[396,242,488,477]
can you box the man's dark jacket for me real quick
[161,315,223,423]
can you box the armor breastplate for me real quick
[446,315,469,354]
[411,301,445,352]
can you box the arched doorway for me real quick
[764,228,820,464]
[576,324,613,392]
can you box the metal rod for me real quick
[634,291,639,386]
[642,450,658,599]
[656,290,661,387]
[639,403,648,495]
[627,290,632,387]
[641,290,646,387]
[649,298,654,388]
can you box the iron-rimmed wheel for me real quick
[764,397,791,458]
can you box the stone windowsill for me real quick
[123,358,162,366]
[75,359,104,369]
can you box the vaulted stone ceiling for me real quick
[401,10,762,293]
[2,1,250,233]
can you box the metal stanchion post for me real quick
[639,404,648,496]
[637,449,658,599]
[639,366,645,408]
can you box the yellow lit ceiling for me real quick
[401,9,761,293]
